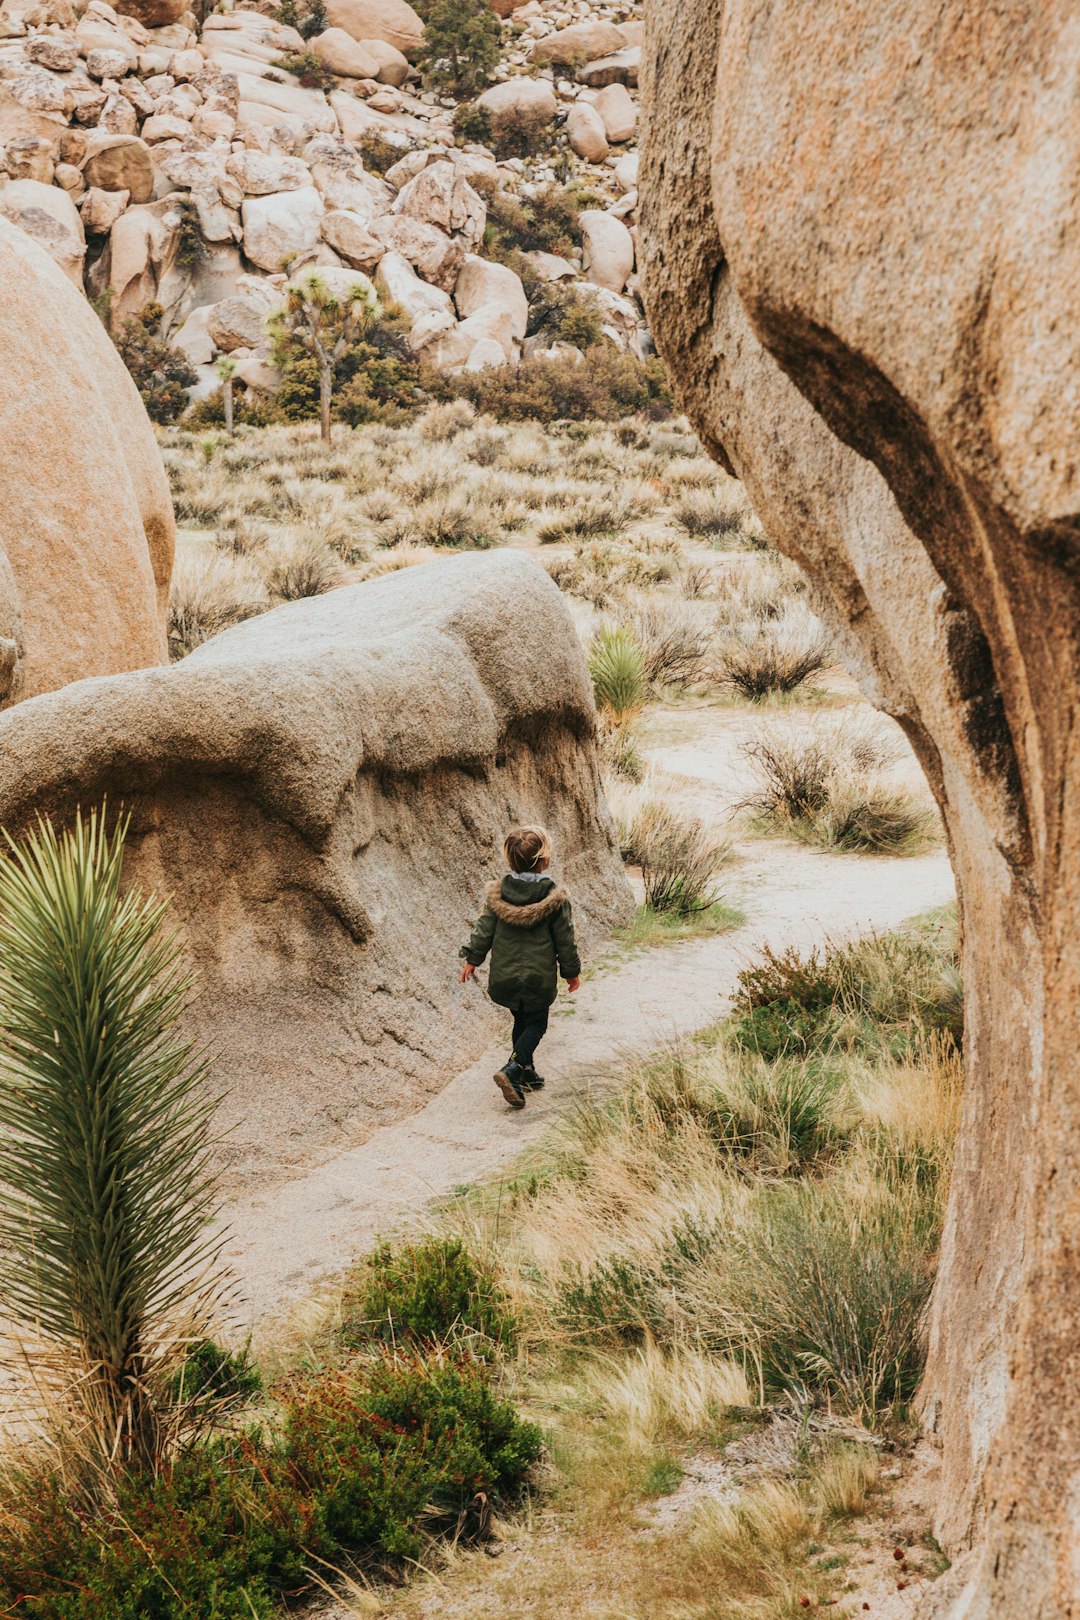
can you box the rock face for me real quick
[0,217,171,700]
[0,551,632,1192]
[640,3,1080,1615]
[323,0,424,58]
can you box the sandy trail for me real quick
[227,809,953,1333]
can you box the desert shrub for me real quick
[589,622,646,721]
[185,384,273,431]
[265,533,342,599]
[680,559,715,599]
[340,1236,515,1351]
[0,1353,542,1614]
[526,281,604,348]
[673,483,763,546]
[623,600,711,688]
[488,103,557,161]
[717,1169,941,1415]
[537,492,633,543]
[168,549,268,657]
[596,714,645,781]
[731,918,963,1062]
[273,49,334,89]
[451,349,672,424]
[484,185,582,259]
[740,722,942,857]
[714,614,831,699]
[111,303,196,425]
[452,98,493,145]
[357,130,403,175]
[274,0,326,36]
[630,802,731,915]
[418,0,500,96]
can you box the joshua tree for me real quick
[0,810,224,1479]
[269,270,380,444]
[215,353,237,436]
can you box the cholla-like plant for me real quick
[0,810,224,1476]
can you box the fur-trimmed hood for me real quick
[486,877,570,927]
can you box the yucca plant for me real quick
[589,623,646,722]
[0,810,224,1478]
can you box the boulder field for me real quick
[640,2,1080,1614]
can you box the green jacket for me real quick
[461,874,581,1011]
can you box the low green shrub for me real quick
[487,104,558,161]
[484,185,582,259]
[631,802,730,916]
[452,98,493,146]
[730,919,963,1061]
[340,1235,516,1351]
[418,0,501,97]
[718,1171,941,1415]
[451,349,672,424]
[273,49,334,89]
[0,1349,541,1616]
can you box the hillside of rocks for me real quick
[0,0,645,394]
[639,3,1080,1615]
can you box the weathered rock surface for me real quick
[580,206,632,292]
[567,100,608,161]
[241,183,323,271]
[310,26,380,80]
[529,19,624,66]
[0,551,631,1190]
[0,216,170,698]
[476,75,557,121]
[323,0,423,59]
[593,81,635,141]
[640,3,1080,1615]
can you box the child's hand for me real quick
[460,963,476,983]
[566,976,581,994]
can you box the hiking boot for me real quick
[493,1061,526,1109]
[518,1065,546,1091]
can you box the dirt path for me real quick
[227,825,954,1335]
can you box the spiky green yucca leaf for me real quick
[589,623,646,722]
[0,810,222,1466]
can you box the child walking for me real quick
[459,825,581,1109]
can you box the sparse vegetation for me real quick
[741,720,942,854]
[111,303,197,425]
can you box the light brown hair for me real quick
[503,825,552,874]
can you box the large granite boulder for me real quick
[0,551,631,1193]
[0,217,170,701]
[640,2,1080,1614]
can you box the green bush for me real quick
[273,49,333,89]
[719,1173,941,1415]
[451,348,672,424]
[287,1354,542,1559]
[418,0,501,96]
[358,130,403,175]
[526,281,605,349]
[730,920,963,1062]
[111,303,196,425]
[0,1351,542,1615]
[452,98,493,146]
[340,1235,516,1351]
[487,103,557,160]
[589,622,646,721]
[485,185,582,258]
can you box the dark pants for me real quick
[511,1005,549,1069]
